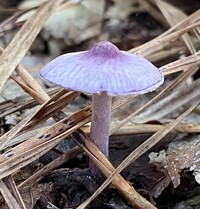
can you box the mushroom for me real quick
[39,41,164,171]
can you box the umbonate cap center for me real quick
[87,41,121,58]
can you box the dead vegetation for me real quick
[0,0,200,208]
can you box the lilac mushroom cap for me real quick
[39,41,164,95]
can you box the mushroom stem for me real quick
[90,92,112,171]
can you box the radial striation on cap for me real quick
[40,41,164,96]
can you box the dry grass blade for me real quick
[0,180,22,209]
[3,176,26,209]
[73,132,156,209]
[24,91,80,130]
[44,88,69,103]
[81,100,200,207]
[58,1,79,10]
[112,95,137,110]
[0,106,91,165]
[155,0,186,26]
[0,117,90,180]
[0,109,39,151]
[133,68,199,124]
[163,64,198,75]
[0,44,50,103]
[133,78,200,122]
[131,22,200,57]
[158,8,200,38]
[83,123,200,135]
[148,46,185,63]
[15,64,50,101]
[161,52,200,74]
[154,0,196,54]
[0,0,64,92]
[0,10,26,37]
[11,75,47,104]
